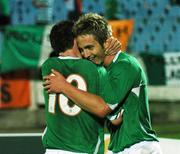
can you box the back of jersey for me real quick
[41,56,104,153]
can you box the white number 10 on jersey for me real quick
[48,74,87,116]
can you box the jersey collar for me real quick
[113,50,121,63]
[58,56,81,60]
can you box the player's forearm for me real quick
[62,82,112,118]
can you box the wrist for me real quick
[60,81,70,93]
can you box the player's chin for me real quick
[92,60,101,65]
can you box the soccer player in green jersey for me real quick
[42,20,121,154]
[44,13,162,154]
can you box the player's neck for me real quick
[59,49,78,57]
[103,55,115,67]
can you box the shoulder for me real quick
[41,57,59,75]
[42,57,58,67]
[75,59,106,80]
[76,59,96,66]
[75,59,98,72]
[117,53,141,71]
[41,57,66,70]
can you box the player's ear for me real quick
[73,39,82,58]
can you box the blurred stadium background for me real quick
[0,0,180,154]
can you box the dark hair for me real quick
[49,21,74,54]
[73,13,112,47]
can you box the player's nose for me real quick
[82,50,91,59]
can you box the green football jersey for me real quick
[107,52,158,152]
[41,56,117,154]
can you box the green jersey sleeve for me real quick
[97,66,119,109]
[108,61,140,107]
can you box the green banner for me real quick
[1,25,45,73]
[140,52,180,85]
[140,53,166,85]
[163,52,180,85]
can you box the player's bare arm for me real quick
[43,69,112,118]
[44,69,123,126]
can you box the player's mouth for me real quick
[88,56,101,65]
[88,55,96,61]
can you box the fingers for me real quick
[121,109,124,115]
[108,39,120,53]
[43,84,50,90]
[43,79,50,89]
[43,75,50,80]
[43,80,54,94]
[117,109,124,118]
[104,37,121,56]
[106,41,118,55]
[42,70,65,94]
[51,69,60,75]
[43,75,54,86]
[43,70,61,80]
[105,37,117,48]
[106,36,114,44]
[43,79,50,86]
